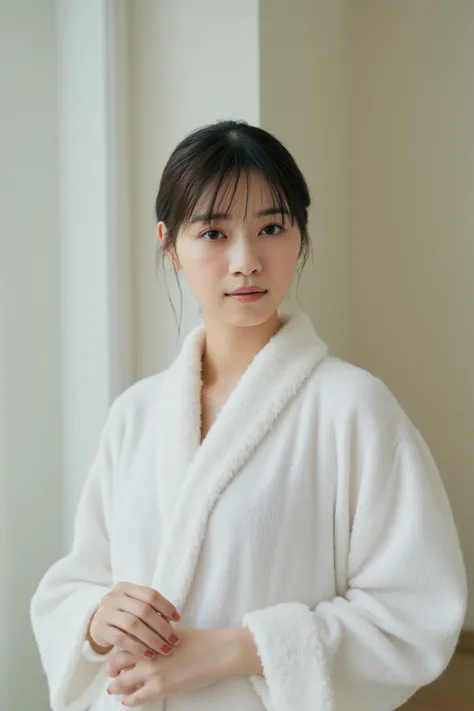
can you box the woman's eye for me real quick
[260,223,283,236]
[201,229,225,241]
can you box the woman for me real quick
[31,121,467,711]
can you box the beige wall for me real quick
[260,0,349,359]
[347,0,474,626]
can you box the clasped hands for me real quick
[87,582,261,707]
[106,627,241,707]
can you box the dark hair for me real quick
[154,120,312,327]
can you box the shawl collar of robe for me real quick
[152,312,329,610]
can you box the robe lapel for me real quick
[154,324,205,535]
[152,313,329,612]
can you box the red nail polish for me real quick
[161,644,172,654]
[172,611,180,621]
[107,689,112,695]
[144,650,155,658]
[169,634,179,645]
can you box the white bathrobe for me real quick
[30,313,467,711]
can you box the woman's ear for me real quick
[157,221,180,270]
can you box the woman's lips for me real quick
[226,290,267,303]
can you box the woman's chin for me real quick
[220,302,280,329]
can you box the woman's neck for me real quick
[201,313,281,388]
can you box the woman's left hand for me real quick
[106,627,243,706]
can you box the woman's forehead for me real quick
[191,172,287,222]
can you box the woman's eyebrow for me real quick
[257,206,290,218]
[190,206,289,224]
[190,212,230,224]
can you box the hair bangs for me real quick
[177,150,298,229]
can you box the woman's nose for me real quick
[228,237,262,275]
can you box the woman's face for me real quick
[159,172,302,329]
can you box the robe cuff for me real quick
[242,601,333,711]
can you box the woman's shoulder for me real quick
[311,355,406,429]
[105,371,167,433]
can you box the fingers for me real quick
[91,583,181,658]
[106,652,165,707]
[111,608,177,656]
[107,667,145,698]
[107,650,136,678]
[121,678,162,708]
[100,614,172,659]
[118,595,180,649]
[115,582,180,622]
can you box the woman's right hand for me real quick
[87,582,181,659]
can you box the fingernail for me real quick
[107,688,112,695]
[169,634,180,645]
[172,611,181,621]
[144,650,155,658]
[161,644,172,654]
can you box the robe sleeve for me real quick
[30,401,122,711]
[242,379,467,711]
